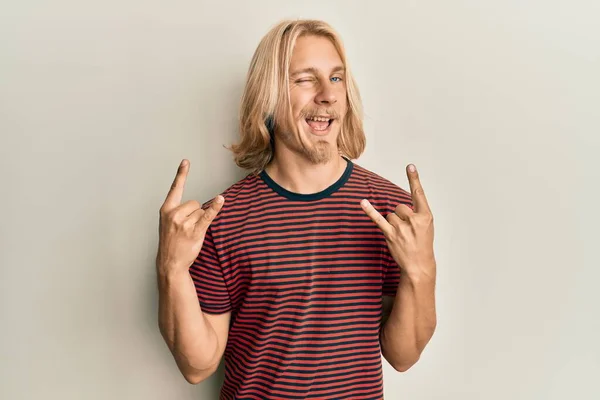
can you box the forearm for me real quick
[157,267,220,380]
[381,271,437,371]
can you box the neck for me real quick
[264,146,347,195]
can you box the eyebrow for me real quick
[290,66,345,77]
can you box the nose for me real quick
[314,82,337,106]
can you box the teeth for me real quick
[308,117,331,122]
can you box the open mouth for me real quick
[305,116,333,132]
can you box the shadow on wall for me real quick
[144,74,245,397]
[208,359,226,394]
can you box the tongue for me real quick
[307,120,329,130]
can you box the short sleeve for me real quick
[189,226,232,314]
[382,257,401,297]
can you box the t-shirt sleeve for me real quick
[382,257,401,297]
[189,226,232,314]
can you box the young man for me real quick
[157,19,437,400]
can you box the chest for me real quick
[218,217,389,301]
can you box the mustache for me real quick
[298,108,340,120]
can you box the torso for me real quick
[193,160,411,399]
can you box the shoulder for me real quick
[351,162,413,212]
[200,172,266,224]
[201,172,261,207]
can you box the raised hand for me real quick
[156,159,224,275]
[361,164,436,281]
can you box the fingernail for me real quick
[408,164,416,172]
[216,195,224,203]
[361,199,369,207]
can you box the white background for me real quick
[1,1,599,399]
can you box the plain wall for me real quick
[1,1,599,399]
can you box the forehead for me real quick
[289,35,343,72]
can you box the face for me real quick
[277,35,348,164]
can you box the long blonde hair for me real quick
[229,19,366,173]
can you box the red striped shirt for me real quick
[190,159,412,399]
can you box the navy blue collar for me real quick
[259,157,354,202]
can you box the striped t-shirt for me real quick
[190,158,412,400]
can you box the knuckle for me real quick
[160,202,174,214]
[171,211,185,225]
[203,209,214,221]
[183,199,200,208]
[386,227,396,240]
[161,208,174,220]
[183,218,195,230]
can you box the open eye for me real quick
[331,76,343,83]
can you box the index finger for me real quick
[406,164,431,214]
[163,159,189,209]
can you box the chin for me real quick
[303,141,337,164]
[279,122,340,164]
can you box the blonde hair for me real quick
[229,19,366,173]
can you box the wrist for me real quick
[402,264,436,285]
[157,262,189,281]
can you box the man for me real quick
[157,19,437,400]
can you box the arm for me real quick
[361,163,437,372]
[380,267,437,371]
[156,159,230,384]
[158,268,231,384]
